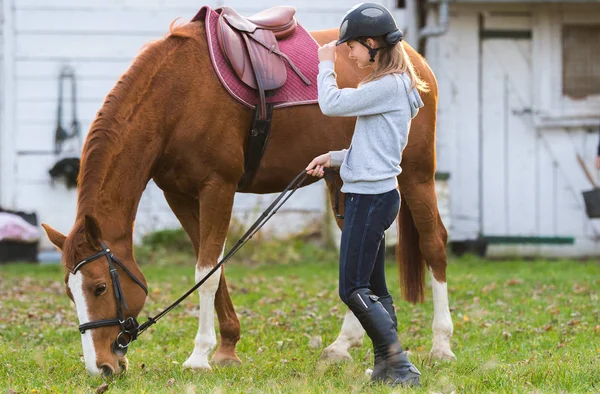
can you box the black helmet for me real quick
[336,3,403,47]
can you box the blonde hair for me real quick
[356,37,429,92]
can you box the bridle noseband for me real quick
[70,242,148,355]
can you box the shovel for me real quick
[577,154,600,218]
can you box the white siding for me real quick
[3,0,409,249]
[427,2,600,256]
[426,9,481,241]
[1,0,16,209]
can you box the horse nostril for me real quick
[99,364,114,376]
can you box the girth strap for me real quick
[238,104,274,191]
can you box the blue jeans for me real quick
[338,189,401,304]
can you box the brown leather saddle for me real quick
[215,6,311,189]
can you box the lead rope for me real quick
[136,170,311,335]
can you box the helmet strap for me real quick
[358,40,381,63]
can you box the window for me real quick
[562,25,600,98]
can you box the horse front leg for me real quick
[183,181,239,370]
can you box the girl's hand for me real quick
[306,153,331,178]
[596,156,600,170]
[318,41,337,62]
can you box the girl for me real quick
[305,3,428,387]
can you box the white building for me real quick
[3,0,597,257]
[0,0,412,252]
[423,0,600,257]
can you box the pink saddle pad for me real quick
[192,6,319,110]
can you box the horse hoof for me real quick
[430,348,456,361]
[320,346,353,362]
[211,352,242,367]
[183,356,212,371]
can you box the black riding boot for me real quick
[370,294,398,382]
[346,288,420,387]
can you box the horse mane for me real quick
[76,21,195,218]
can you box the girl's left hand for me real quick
[318,41,337,62]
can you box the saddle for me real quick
[215,6,312,189]
[217,6,310,119]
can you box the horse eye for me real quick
[94,284,107,297]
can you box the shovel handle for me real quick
[577,154,599,188]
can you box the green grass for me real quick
[1,252,599,393]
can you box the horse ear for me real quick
[84,215,103,248]
[42,223,66,250]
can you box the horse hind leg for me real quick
[321,310,365,361]
[320,174,366,362]
[402,181,456,361]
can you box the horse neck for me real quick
[75,45,183,244]
[89,133,158,241]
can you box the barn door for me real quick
[481,16,535,237]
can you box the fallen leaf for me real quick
[505,279,523,286]
[557,343,566,348]
[544,325,552,331]
[95,383,109,394]
[482,283,497,293]
[502,331,512,339]
[167,378,175,387]
[463,315,469,322]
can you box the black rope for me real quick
[137,170,310,335]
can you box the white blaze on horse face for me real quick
[68,271,101,375]
[429,269,456,360]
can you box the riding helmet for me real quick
[336,3,404,47]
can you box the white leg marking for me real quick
[183,263,222,370]
[68,272,101,375]
[430,270,456,360]
[321,310,365,361]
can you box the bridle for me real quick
[70,241,147,356]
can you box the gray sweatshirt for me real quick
[317,60,424,194]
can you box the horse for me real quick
[41,13,455,376]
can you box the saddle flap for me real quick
[217,12,257,89]
[244,30,287,91]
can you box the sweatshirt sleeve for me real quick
[317,60,399,117]
[329,149,348,168]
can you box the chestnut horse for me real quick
[42,18,454,375]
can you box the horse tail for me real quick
[396,191,426,304]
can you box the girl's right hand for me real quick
[306,153,331,178]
